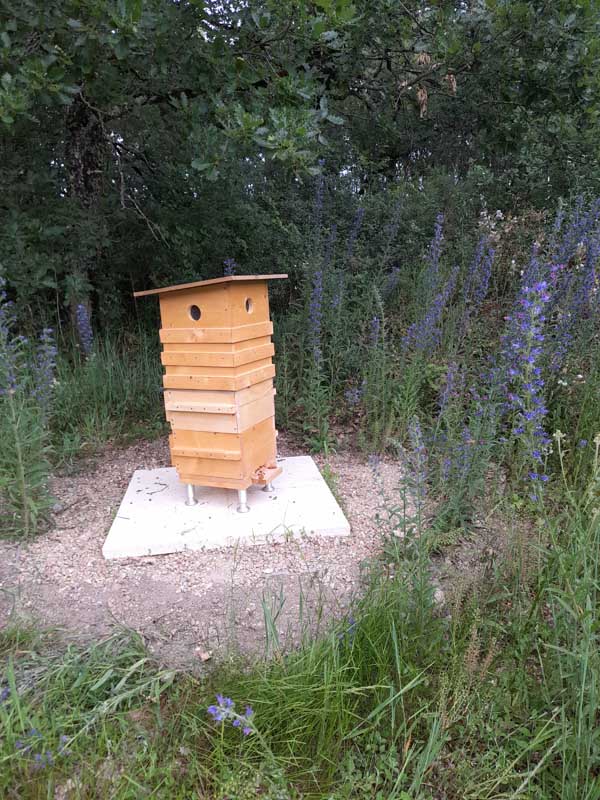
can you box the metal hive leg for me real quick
[185,483,197,506]
[237,489,250,513]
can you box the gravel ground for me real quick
[0,435,408,668]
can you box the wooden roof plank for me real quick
[134,274,288,298]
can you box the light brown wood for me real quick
[162,335,272,354]
[251,465,282,485]
[167,391,275,434]
[136,275,284,491]
[172,417,276,483]
[164,356,272,378]
[159,321,273,344]
[160,342,274,368]
[163,363,275,392]
[164,380,274,413]
[134,274,287,297]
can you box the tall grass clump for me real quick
[51,332,165,462]
[0,278,56,537]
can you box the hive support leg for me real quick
[185,484,197,506]
[262,482,274,492]
[237,489,250,514]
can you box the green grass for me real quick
[51,333,166,464]
[2,484,600,798]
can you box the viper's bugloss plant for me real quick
[502,279,552,499]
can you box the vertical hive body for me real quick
[134,275,287,491]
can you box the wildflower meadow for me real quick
[2,1,600,798]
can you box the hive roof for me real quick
[134,274,288,298]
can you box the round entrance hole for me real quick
[189,304,201,321]
[245,297,253,314]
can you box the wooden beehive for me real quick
[134,275,287,491]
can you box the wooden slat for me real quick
[164,388,236,413]
[231,380,275,408]
[164,357,272,378]
[164,380,276,413]
[162,336,272,354]
[164,400,236,415]
[167,393,275,434]
[177,473,252,490]
[172,456,245,480]
[159,321,273,344]
[160,342,274,368]
[169,445,242,461]
[163,363,275,391]
[168,410,239,434]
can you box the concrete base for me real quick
[102,456,350,559]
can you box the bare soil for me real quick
[0,436,395,667]
[0,435,511,668]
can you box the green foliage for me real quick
[51,333,165,461]
[0,300,55,537]
[0,390,53,537]
[3,488,600,797]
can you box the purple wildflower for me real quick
[338,615,357,643]
[0,685,9,703]
[424,213,445,294]
[438,361,463,414]
[32,327,57,414]
[223,258,237,276]
[324,224,337,268]
[578,439,588,448]
[403,265,458,356]
[346,206,364,260]
[408,416,428,513]
[345,382,365,406]
[309,268,324,365]
[207,694,254,736]
[501,278,552,495]
[75,304,93,356]
[368,453,382,474]
[384,265,401,297]
[369,316,381,347]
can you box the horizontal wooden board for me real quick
[164,357,272,378]
[163,363,275,392]
[169,430,242,461]
[162,335,272,354]
[163,380,274,413]
[177,473,252,490]
[159,321,273,344]
[167,394,275,434]
[160,342,274,368]
[169,445,242,461]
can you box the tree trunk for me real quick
[64,93,106,342]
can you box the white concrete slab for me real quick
[102,456,350,559]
